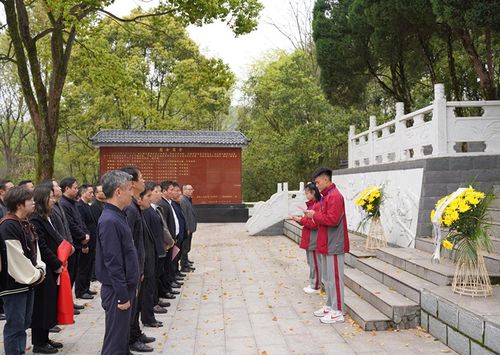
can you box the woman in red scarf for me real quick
[290,182,322,294]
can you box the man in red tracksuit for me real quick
[304,167,349,324]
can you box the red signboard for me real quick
[99,146,242,204]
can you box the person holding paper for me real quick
[304,168,350,324]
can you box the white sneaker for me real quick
[320,310,344,324]
[303,285,319,294]
[313,306,332,317]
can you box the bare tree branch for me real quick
[96,8,178,23]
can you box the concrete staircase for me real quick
[283,184,500,354]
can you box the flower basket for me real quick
[431,187,494,297]
[366,216,387,250]
[452,248,492,297]
[355,186,387,250]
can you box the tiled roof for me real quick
[91,130,249,147]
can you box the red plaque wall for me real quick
[100,146,242,204]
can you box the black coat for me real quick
[158,198,176,240]
[77,201,98,249]
[29,213,63,330]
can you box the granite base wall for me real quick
[332,155,500,237]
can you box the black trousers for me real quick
[140,276,157,325]
[75,247,95,297]
[158,251,173,297]
[68,251,78,288]
[180,232,193,267]
[32,327,49,346]
[101,284,136,355]
[129,280,144,344]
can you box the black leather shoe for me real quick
[129,341,153,352]
[171,283,181,289]
[74,309,80,315]
[87,290,98,295]
[175,275,184,281]
[153,305,167,314]
[138,334,155,344]
[0,313,6,321]
[74,304,84,310]
[49,326,61,333]
[169,290,180,295]
[181,266,195,272]
[158,300,170,307]
[143,321,163,328]
[173,280,183,286]
[77,293,94,300]
[163,293,176,299]
[177,272,187,277]
[48,340,63,349]
[33,343,58,354]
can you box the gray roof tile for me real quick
[91,129,249,147]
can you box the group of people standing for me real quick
[0,165,197,355]
[289,167,350,324]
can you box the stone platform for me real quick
[0,223,454,354]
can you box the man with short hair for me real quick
[180,184,196,272]
[0,187,46,355]
[158,182,185,293]
[304,167,349,324]
[59,177,91,301]
[95,170,139,355]
[76,184,98,299]
[18,180,34,192]
[120,166,154,353]
[0,179,15,219]
[137,183,164,326]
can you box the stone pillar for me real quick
[348,125,355,168]
[277,183,283,192]
[283,182,289,192]
[299,182,305,191]
[432,83,447,156]
[394,102,405,162]
[369,115,377,166]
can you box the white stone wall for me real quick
[332,168,424,248]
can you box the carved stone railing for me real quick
[348,84,500,168]
[246,183,306,235]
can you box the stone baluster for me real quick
[395,102,405,161]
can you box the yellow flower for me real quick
[368,195,375,203]
[442,240,453,250]
[443,214,454,226]
[366,204,374,211]
[430,209,436,222]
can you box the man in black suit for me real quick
[158,181,185,297]
[59,177,91,301]
[76,184,98,299]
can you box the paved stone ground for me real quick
[1,223,456,354]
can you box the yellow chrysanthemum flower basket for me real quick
[431,186,495,297]
[355,185,386,250]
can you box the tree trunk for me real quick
[456,28,497,100]
[33,111,57,181]
[446,27,461,101]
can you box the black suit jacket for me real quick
[77,201,98,248]
[158,198,176,240]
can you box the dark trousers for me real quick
[158,252,173,297]
[140,276,157,324]
[68,251,78,288]
[75,247,95,297]
[101,284,136,355]
[129,280,144,344]
[180,232,193,267]
[31,328,49,347]
[2,290,34,355]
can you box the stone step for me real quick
[377,247,500,285]
[343,287,391,331]
[415,237,500,274]
[375,247,457,285]
[344,268,420,329]
[355,257,438,304]
[488,221,500,238]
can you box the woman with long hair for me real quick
[290,182,322,294]
[29,185,64,354]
